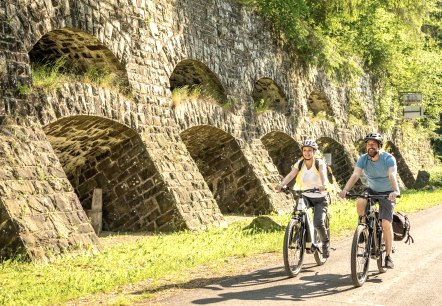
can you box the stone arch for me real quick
[384,141,415,188]
[307,90,333,116]
[261,131,301,187]
[180,125,270,215]
[317,137,354,188]
[20,3,131,63]
[169,59,227,103]
[252,78,288,113]
[29,28,129,92]
[43,115,183,232]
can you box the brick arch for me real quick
[261,131,301,186]
[43,115,184,232]
[252,78,288,113]
[20,2,131,63]
[29,28,129,89]
[384,141,415,188]
[316,137,354,188]
[180,125,272,215]
[170,59,227,103]
[307,90,333,116]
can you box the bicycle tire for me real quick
[377,226,387,273]
[314,213,330,265]
[351,224,370,287]
[283,218,305,277]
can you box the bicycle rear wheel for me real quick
[314,213,330,266]
[377,228,387,273]
[351,224,370,287]
[283,218,305,277]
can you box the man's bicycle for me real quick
[346,191,399,287]
[281,187,330,277]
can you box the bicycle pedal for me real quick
[392,246,396,254]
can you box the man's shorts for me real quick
[365,188,395,222]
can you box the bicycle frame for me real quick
[294,195,317,252]
[361,198,382,259]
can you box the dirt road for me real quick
[157,204,442,306]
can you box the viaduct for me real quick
[0,0,433,262]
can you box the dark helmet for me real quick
[302,139,319,150]
[364,132,383,147]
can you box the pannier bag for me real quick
[392,212,414,244]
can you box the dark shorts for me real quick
[365,188,395,222]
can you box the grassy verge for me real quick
[1,189,442,305]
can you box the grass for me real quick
[31,57,130,96]
[171,84,225,108]
[1,189,442,305]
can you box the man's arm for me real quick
[388,166,400,201]
[338,167,363,198]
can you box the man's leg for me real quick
[382,219,393,256]
[356,198,368,222]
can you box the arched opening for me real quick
[307,90,334,117]
[170,59,227,105]
[261,131,301,188]
[384,141,415,188]
[252,78,288,113]
[180,125,270,214]
[317,137,354,189]
[29,28,129,94]
[44,116,177,232]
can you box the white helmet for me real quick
[302,139,318,150]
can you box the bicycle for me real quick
[346,191,400,287]
[281,187,330,277]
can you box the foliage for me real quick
[1,189,442,305]
[255,98,272,113]
[238,0,442,134]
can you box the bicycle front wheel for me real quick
[351,224,370,287]
[314,213,330,266]
[283,218,305,277]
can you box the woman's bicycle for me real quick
[346,191,399,287]
[281,187,330,277]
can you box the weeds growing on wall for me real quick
[171,84,225,108]
[31,57,130,96]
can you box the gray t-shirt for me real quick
[356,151,397,192]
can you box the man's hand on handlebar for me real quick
[388,191,400,202]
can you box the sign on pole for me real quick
[403,106,424,118]
[401,92,422,105]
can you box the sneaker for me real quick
[385,255,394,269]
[322,242,330,258]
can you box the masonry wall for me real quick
[0,0,435,261]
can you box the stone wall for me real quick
[0,0,435,262]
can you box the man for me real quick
[338,133,400,268]
[276,139,330,258]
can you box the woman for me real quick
[275,139,330,258]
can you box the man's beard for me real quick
[367,148,379,158]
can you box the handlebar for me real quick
[345,192,400,200]
[281,186,322,194]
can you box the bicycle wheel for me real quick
[314,213,330,265]
[283,218,305,277]
[351,224,370,287]
[377,228,387,273]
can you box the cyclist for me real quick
[338,132,400,268]
[276,139,330,258]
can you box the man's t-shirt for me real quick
[356,151,397,192]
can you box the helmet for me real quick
[364,133,383,147]
[302,139,318,150]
